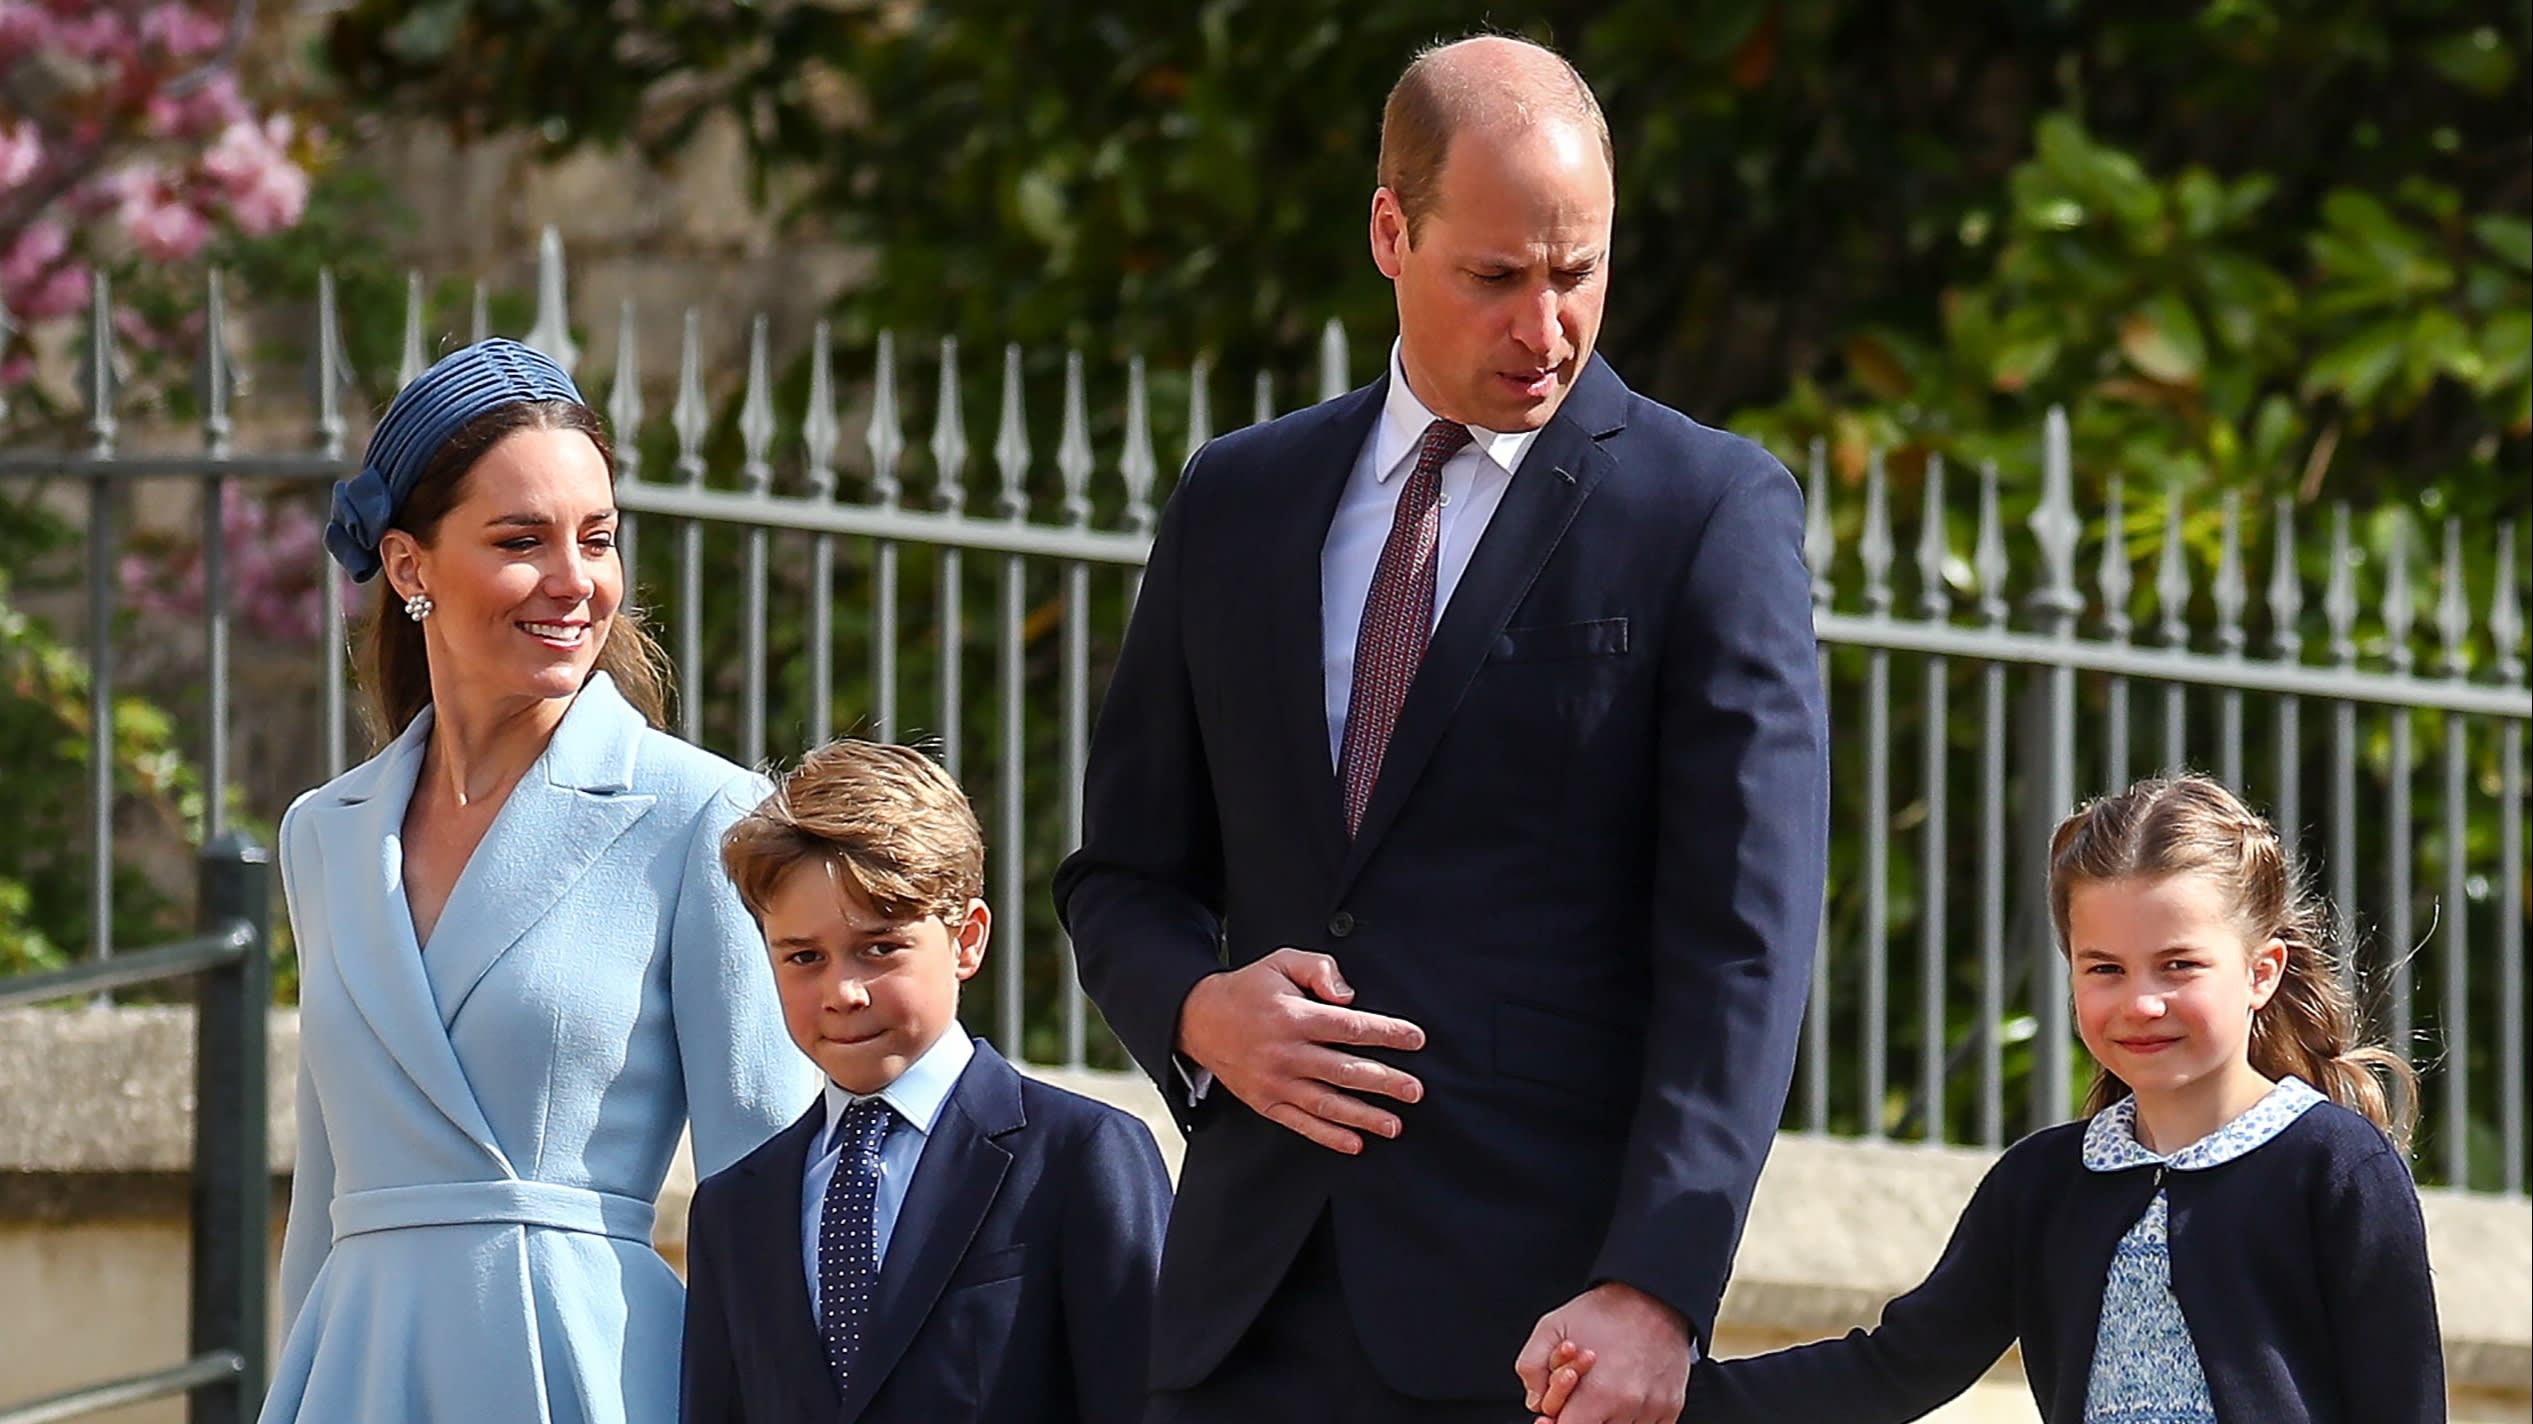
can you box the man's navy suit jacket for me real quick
[678,1039,1172,1423]
[1052,355,1830,1402]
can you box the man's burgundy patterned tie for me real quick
[1338,418,1471,838]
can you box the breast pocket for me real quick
[1491,617,1630,662]
[1453,618,1634,815]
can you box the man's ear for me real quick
[950,899,991,982]
[1369,187,1409,280]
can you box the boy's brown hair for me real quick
[721,740,986,925]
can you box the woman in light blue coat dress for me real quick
[261,339,816,1424]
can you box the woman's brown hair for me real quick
[2046,772,2417,1147]
[358,399,670,744]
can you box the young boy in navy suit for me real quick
[681,740,1172,1424]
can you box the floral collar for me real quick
[2081,1076,2324,1174]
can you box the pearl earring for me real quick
[403,591,434,622]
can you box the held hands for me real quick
[1174,948,1426,1153]
[1516,1281,1695,1424]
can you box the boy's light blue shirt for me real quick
[797,1025,977,1323]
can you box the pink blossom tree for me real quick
[0,0,313,392]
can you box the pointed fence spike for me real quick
[2156,485,2191,648]
[1056,349,1093,527]
[312,268,346,457]
[738,314,775,493]
[2268,497,2303,660]
[931,337,967,511]
[2215,491,2246,657]
[1184,356,1212,470]
[469,281,490,346]
[1251,370,1273,427]
[1122,355,1157,535]
[1917,453,1951,620]
[1802,438,1834,611]
[866,329,903,508]
[398,271,427,386]
[1317,319,1349,404]
[2099,478,2132,641]
[671,309,709,484]
[993,343,1030,519]
[2326,504,2358,666]
[525,226,578,372]
[1975,461,2008,627]
[85,268,117,455]
[2438,518,2471,678]
[803,321,838,500]
[2493,523,2523,684]
[1860,448,1893,617]
[2029,405,2082,613]
[606,299,643,480]
[2384,517,2416,672]
[200,268,233,458]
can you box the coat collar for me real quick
[842,1039,1026,1422]
[303,673,659,1154]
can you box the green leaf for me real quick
[2423,26,2515,96]
[2472,216,2533,274]
[2477,309,2531,391]
[2118,295,2207,385]
[1991,335,2061,392]
[2302,320,2408,407]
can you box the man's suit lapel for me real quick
[734,1103,839,1410]
[841,1040,1025,1423]
[1262,381,1390,859]
[1337,356,1629,892]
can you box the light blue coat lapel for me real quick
[305,714,510,1159]
[419,675,659,1024]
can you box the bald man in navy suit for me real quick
[1056,33,1829,1424]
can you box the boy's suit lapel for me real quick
[734,1103,840,1409]
[841,1040,1024,1423]
[420,674,658,1024]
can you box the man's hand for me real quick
[1515,1282,1695,1424]
[1175,948,1426,1153]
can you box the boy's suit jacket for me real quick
[680,1039,1172,1424]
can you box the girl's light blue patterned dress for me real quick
[2079,1077,2325,1424]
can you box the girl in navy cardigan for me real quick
[1547,773,2444,1424]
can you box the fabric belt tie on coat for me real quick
[329,1181,657,1244]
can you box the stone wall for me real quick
[2,1007,2526,1422]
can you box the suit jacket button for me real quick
[1327,912,1356,938]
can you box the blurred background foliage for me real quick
[313,0,2529,524]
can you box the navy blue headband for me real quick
[325,338,588,582]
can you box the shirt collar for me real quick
[818,1026,975,1155]
[2081,1075,2325,1174]
[1374,340,1542,483]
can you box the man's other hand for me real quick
[1515,1281,1695,1424]
[1174,948,1426,1153]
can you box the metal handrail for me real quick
[0,1354,244,1424]
[0,832,270,1424]
[0,926,252,1009]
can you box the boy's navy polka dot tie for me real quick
[817,1097,895,1396]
